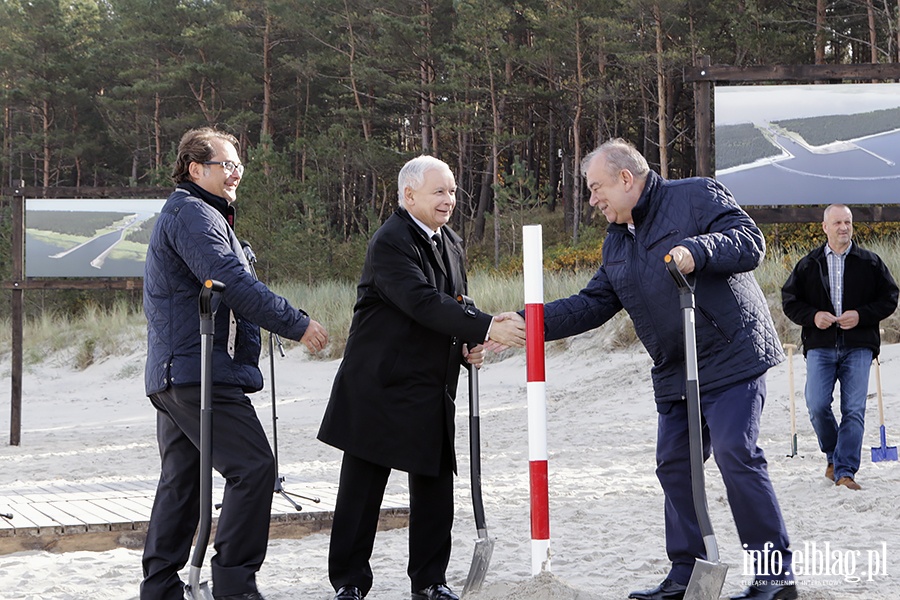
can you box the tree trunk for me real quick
[261,9,273,142]
[572,17,584,244]
[655,4,668,178]
[816,0,827,64]
[344,0,371,141]
[475,152,491,241]
[866,0,878,63]
[42,99,50,189]
[548,102,558,212]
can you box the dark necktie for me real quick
[432,233,444,259]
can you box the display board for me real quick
[25,198,165,277]
[714,83,900,206]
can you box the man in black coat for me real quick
[317,155,526,600]
[782,204,898,490]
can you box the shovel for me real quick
[456,295,495,596]
[461,363,494,596]
[665,256,728,600]
[871,357,898,462]
[185,279,225,600]
[784,343,799,458]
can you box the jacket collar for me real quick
[396,207,461,246]
[178,181,236,229]
[630,170,661,229]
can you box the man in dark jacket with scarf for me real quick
[782,204,898,491]
[141,127,328,600]
[318,155,525,600]
[532,139,795,600]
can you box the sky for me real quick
[715,82,900,125]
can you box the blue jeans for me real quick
[804,346,872,481]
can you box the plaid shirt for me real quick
[825,242,851,316]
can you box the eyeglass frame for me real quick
[201,160,245,176]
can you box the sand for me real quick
[1,330,898,599]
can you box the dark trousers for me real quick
[329,451,454,595]
[657,375,793,585]
[140,385,276,600]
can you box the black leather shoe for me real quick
[334,585,364,600]
[214,594,265,600]
[411,583,459,600]
[628,579,687,600]
[730,582,798,600]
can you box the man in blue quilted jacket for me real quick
[141,127,328,600]
[536,139,796,600]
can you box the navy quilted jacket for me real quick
[543,171,784,406]
[144,183,311,396]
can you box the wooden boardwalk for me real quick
[0,479,409,555]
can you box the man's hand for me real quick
[814,311,837,330]
[300,319,329,353]
[835,310,860,330]
[486,312,526,350]
[668,245,695,274]
[463,343,485,368]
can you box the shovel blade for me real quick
[684,559,728,600]
[871,425,899,462]
[461,536,495,597]
[872,445,899,462]
[184,581,215,600]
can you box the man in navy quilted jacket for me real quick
[141,127,328,600]
[537,139,796,600]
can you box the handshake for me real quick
[485,312,527,352]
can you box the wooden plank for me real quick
[0,278,142,291]
[684,62,900,83]
[4,503,63,532]
[27,503,90,534]
[58,500,133,531]
[97,496,153,523]
[0,185,169,199]
[743,205,900,224]
[0,513,15,532]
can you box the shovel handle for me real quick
[665,256,719,561]
[875,357,886,426]
[467,364,488,531]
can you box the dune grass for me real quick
[4,237,900,370]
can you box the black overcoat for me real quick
[318,208,492,476]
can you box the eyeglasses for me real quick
[202,160,244,176]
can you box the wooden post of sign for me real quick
[10,182,24,446]
[694,56,712,177]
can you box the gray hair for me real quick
[581,138,650,179]
[824,203,852,220]
[397,155,452,206]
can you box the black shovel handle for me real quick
[457,294,488,532]
[191,279,225,574]
[664,256,718,558]
[467,363,488,531]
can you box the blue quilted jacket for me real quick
[144,183,311,396]
[543,171,784,406]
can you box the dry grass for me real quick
[4,237,900,370]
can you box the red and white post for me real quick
[523,224,550,575]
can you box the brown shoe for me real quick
[825,463,834,480]
[836,476,861,490]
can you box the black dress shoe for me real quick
[730,582,798,600]
[411,583,459,600]
[628,578,687,600]
[334,585,364,600]
[214,594,265,600]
